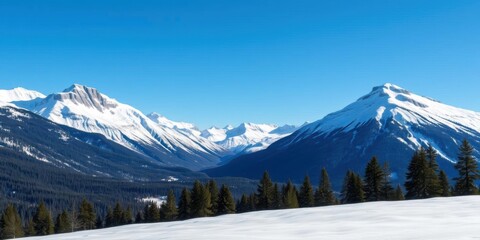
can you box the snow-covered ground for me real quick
[28,196,480,240]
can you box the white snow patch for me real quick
[160,176,179,182]
[138,196,167,207]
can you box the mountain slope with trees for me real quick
[205,84,480,187]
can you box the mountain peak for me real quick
[56,84,117,111]
[297,83,480,143]
[63,84,96,93]
[361,83,411,101]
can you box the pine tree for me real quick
[135,212,143,223]
[405,148,431,199]
[272,183,283,209]
[341,171,353,203]
[1,204,24,239]
[256,171,274,210]
[190,180,213,217]
[161,190,178,221]
[112,202,123,226]
[438,170,451,197]
[54,210,71,234]
[393,185,405,200]
[353,173,365,202]
[207,180,219,215]
[298,175,315,207]
[217,184,236,214]
[380,162,394,200]
[236,194,250,213]
[341,171,364,204]
[249,193,257,211]
[425,145,441,197]
[282,181,299,208]
[315,168,336,206]
[177,188,191,220]
[427,145,439,173]
[105,207,114,227]
[363,157,384,201]
[122,207,133,224]
[26,218,35,236]
[32,201,54,236]
[146,203,160,222]
[454,139,480,195]
[78,199,96,230]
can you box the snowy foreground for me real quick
[28,196,480,240]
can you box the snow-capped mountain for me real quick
[147,112,202,137]
[205,83,480,187]
[202,123,298,154]
[12,84,226,170]
[201,125,234,142]
[0,87,45,104]
[0,105,205,181]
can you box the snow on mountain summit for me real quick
[205,83,480,186]
[55,84,118,111]
[14,84,226,170]
[298,83,480,139]
[147,112,201,137]
[204,123,298,154]
[0,87,45,103]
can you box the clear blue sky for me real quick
[1,0,479,129]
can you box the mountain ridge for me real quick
[1,84,295,169]
[205,83,480,187]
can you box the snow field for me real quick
[27,196,480,240]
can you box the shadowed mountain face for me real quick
[0,106,205,181]
[205,84,480,188]
[11,84,227,170]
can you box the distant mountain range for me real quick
[0,84,297,172]
[205,83,480,187]
[202,123,299,154]
[2,83,480,189]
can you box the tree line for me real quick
[0,139,479,239]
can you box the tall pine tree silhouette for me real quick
[438,170,451,197]
[217,184,236,214]
[315,168,336,206]
[177,188,191,220]
[54,210,71,234]
[298,175,315,207]
[161,190,178,221]
[190,180,213,217]
[363,157,383,201]
[341,171,364,204]
[78,199,96,230]
[380,162,394,200]
[282,181,299,208]
[32,201,54,236]
[405,148,431,199]
[207,180,219,215]
[454,139,480,195]
[425,145,441,197]
[256,171,274,210]
[1,204,24,239]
